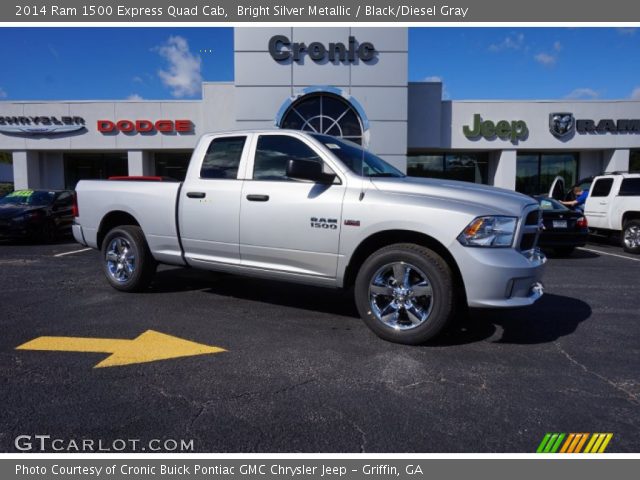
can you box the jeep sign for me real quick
[463,114,528,143]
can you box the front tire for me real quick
[622,220,640,254]
[354,243,455,345]
[101,225,157,292]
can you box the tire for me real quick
[622,220,640,254]
[554,246,575,257]
[101,225,157,292]
[354,243,454,345]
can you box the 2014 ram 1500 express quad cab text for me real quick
[72,130,546,344]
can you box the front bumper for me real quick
[451,242,547,308]
[0,220,40,240]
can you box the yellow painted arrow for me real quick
[16,330,226,368]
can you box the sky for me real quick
[0,27,638,101]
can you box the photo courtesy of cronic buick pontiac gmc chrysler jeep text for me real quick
[71,130,546,344]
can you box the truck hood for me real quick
[370,176,537,216]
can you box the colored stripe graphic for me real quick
[537,433,613,453]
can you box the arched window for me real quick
[279,93,364,145]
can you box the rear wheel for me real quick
[622,220,640,254]
[354,243,454,345]
[101,225,157,292]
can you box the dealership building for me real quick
[1,27,639,195]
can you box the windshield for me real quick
[0,190,55,206]
[311,134,405,178]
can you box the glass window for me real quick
[155,152,191,181]
[516,153,578,195]
[253,135,322,181]
[590,178,614,197]
[64,153,128,189]
[200,136,246,179]
[619,178,640,196]
[631,151,640,173]
[407,152,488,184]
[280,93,364,145]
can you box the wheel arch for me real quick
[343,230,466,304]
[622,211,640,227]
[97,211,141,250]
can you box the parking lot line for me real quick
[578,247,640,263]
[53,247,92,257]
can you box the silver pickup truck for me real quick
[73,130,545,344]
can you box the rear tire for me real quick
[622,220,640,254]
[354,243,454,345]
[101,225,157,292]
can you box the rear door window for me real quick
[590,178,614,197]
[200,136,247,179]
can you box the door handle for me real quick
[246,194,270,202]
[186,192,206,199]
[599,201,608,205]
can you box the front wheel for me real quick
[101,225,157,292]
[622,220,640,254]
[354,243,455,345]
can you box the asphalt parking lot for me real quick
[0,239,638,453]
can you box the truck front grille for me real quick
[518,206,542,251]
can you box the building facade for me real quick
[1,27,639,195]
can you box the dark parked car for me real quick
[0,189,76,242]
[534,195,589,256]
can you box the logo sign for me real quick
[268,35,376,63]
[577,118,640,134]
[536,433,613,454]
[549,112,575,138]
[97,119,194,134]
[463,114,528,143]
[0,116,85,135]
[549,113,640,137]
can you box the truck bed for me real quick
[75,179,185,265]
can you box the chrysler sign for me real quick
[0,116,85,135]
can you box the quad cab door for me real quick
[239,133,345,279]
[179,134,250,265]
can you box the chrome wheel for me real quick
[623,225,640,249]
[105,237,136,283]
[368,262,434,330]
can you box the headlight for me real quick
[457,216,517,247]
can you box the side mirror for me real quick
[286,159,335,183]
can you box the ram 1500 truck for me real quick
[73,130,545,344]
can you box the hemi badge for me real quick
[344,219,360,227]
